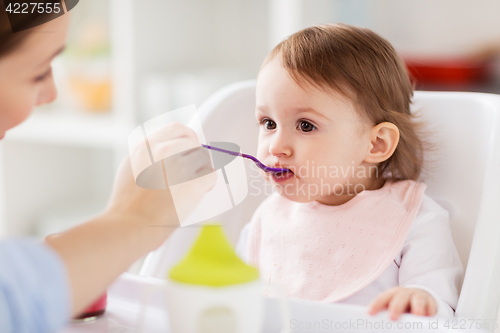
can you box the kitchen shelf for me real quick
[5,110,133,149]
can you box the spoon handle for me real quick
[201,144,290,174]
[201,144,241,157]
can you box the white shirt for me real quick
[236,193,464,318]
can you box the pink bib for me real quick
[246,180,426,302]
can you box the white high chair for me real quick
[139,80,500,328]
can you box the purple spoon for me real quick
[201,144,291,175]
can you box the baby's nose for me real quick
[269,134,292,157]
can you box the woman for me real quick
[0,2,214,332]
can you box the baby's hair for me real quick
[263,23,427,181]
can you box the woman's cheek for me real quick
[2,87,36,131]
[16,100,34,125]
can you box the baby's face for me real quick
[255,58,375,205]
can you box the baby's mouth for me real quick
[274,170,293,178]
[270,164,295,178]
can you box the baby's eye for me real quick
[261,119,276,130]
[298,120,316,132]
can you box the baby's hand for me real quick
[367,287,437,321]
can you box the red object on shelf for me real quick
[75,292,107,320]
[404,56,493,86]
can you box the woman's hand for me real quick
[105,122,216,250]
[46,122,216,316]
[367,287,437,320]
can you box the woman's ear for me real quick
[364,122,400,163]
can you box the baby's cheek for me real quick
[256,144,268,162]
[259,169,270,182]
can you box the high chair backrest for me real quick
[140,80,500,326]
[410,91,500,325]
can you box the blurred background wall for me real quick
[0,0,499,244]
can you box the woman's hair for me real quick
[0,0,63,57]
[263,23,426,182]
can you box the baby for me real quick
[236,24,463,320]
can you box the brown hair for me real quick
[264,23,426,181]
[0,0,63,57]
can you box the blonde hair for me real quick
[263,23,425,181]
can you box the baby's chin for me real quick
[268,177,358,204]
[278,193,315,203]
[269,180,319,203]
[274,187,355,206]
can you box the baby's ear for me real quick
[363,122,400,164]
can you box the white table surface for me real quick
[59,273,488,333]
